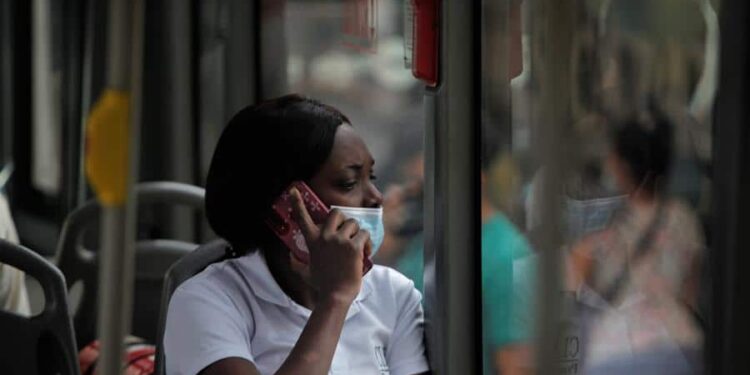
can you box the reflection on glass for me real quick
[484,0,716,374]
[572,110,705,374]
[260,0,425,270]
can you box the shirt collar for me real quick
[239,251,373,316]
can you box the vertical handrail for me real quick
[424,0,482,373]
[164,0,195,241]
[712,0,750,372]
[533,0,574,373]
[689,0,720,123]
[90,0,144,373]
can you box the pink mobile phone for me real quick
[266,181,373,274]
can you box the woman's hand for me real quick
[570,230,607,287]
[290,188,370,305]
[200,190,388,375]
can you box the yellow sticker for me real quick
[85,89,131,206]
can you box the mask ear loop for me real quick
[631,170,655,199]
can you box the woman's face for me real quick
[606,150,635,193]
[287,125,383,286]
[307,125,383,209]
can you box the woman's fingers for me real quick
[338,218,360,238]
[322,208,345,236]
[352,230,371,255]
[290,188,319,240]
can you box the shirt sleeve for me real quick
[386,280,430,375]
[482,250,515,349]
[510,255,537,343]
[164,283,255,375]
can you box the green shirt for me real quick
[395,233,425,292]
[394,213,533,374]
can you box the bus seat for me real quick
[133,240,199,343]
[154,238,229,375]
[0,239,80,375]
[55,181,205,347]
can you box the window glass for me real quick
[259,0,425,272]
[481,0,717,373]
[197,0,230,185]
[31,0,64,196]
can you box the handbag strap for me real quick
[600,201,667,305]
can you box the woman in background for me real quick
[572,110,705,374]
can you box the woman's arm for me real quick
[570,230,609,286]
[495,345,533,375]
[201,188,368,375]
[200,297,351,375]
[275,296,352,374]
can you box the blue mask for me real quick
[330,205,385,258]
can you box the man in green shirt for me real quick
[395,213,533,375]
[395,135,535,374]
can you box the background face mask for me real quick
[330,206,385,258]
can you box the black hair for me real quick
[205,94,349,253]
[482,122,506,171]
[611,105,673,195]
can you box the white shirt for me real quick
[164,251,429,375]
[0,194,30,316]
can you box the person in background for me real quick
[0,192,31,317]
[389,0,532,368]
[480,125,534,375]
[393,123,533,375]
[572,108,705,374]
[374,127,425,268]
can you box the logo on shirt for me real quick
[374,346,390,375]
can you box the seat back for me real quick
[154,239,229,375]
[56,181,205,346]
[0,239,80,375]
[133,240,198,341]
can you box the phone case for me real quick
[266,181,373,274]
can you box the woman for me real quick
[164,95,430,375]
[572,110,705,374]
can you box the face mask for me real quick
[330,205,385,258]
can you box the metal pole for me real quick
[105,0,131,90]
[164,0,194,241]
[226,0,258,114]
[533,0,574,373]
[424,0,482,374]
[96,0,142,373]
[712,0,750,372]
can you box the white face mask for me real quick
[330,206,385,258]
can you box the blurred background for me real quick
[2,0,748,374]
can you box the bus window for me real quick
[480,0,718,373]
[31,0,64,196]
[6,0,84,256]
[259,0,425,272]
